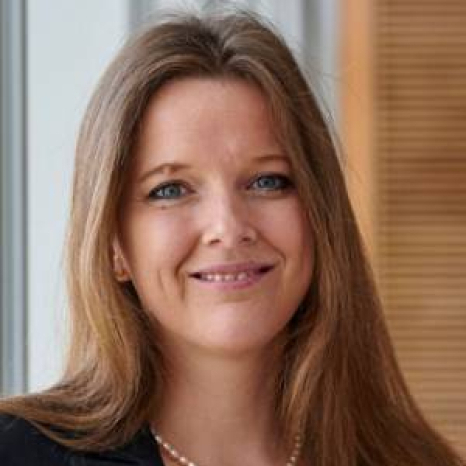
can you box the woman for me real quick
[0,9,464,466]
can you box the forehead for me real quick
[130,77,284,174]
[142,76,272,128]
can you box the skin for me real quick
[116,77,313,466]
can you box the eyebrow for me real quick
[137,154,290,184]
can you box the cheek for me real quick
[260,199,314,301]
[259,199,312,259]
[121,209,196,278]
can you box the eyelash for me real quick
[147,173,293,202]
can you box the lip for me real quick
[189,261,276,291]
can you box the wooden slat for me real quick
[375,0,466,457]
[340,0,377,263]
[341,0,466,457]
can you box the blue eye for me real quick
[250,174,292,191]
[148,182,188,200]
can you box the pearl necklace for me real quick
[151,429,303,466]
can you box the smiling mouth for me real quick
[191,265,274,283]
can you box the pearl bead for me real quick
[152,428,303,466]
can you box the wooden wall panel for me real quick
[342,0,466,457]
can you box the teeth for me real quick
[199,271,254,282]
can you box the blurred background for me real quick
[1,0,465,456]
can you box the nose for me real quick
[201,191,258,248]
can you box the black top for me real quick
[0,414,165,465]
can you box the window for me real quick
[0,0,28,395]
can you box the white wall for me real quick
[27,0,129,391]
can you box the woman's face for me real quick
[117,77,313,357]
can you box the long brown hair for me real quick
[1,9,463,466]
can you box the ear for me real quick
[112,237,131,283]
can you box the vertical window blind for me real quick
[375,0,466,456]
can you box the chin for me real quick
[192,326,288,358]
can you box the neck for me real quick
[152,340,289,466]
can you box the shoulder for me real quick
[0,413,163,465]
[0,414,68,465]
[0,413,80,465]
